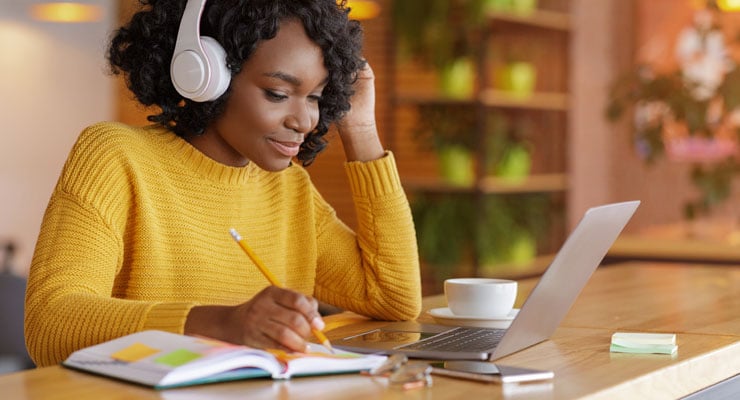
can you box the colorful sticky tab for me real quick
[196,338,233,347]
[267,348,360,362]
[154,349,203,367]
[111,343,161,362]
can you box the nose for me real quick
[285,101,317,134]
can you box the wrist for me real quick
[185,304,232,341]
[338,123,384,162]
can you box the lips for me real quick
[268,138,302,157]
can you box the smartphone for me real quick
[430,360,554,384]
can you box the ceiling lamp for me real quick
[30,2,104,23]
[345,0,381,20]
[717,0,740,11]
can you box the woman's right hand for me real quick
[185,286,325,352]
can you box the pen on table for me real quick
[229,228,334,354]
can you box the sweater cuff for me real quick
[141,302,198,334]
[344,151,404,198]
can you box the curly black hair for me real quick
[108,0,365,165]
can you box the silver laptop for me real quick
[336,201,640,361]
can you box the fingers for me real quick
[256,317,309,352]
[273,287,322,326]
[235,286,325,352]
[356,60,374,80]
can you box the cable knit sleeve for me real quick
[24,124,197,367]
[313,152,422,320]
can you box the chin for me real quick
[257,158,293,172]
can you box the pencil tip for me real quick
[324,341,335,354]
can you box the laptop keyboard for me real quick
[396,327,506,352]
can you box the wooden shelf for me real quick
[480,89,569,111]
[479,173,567,194]
[403,173,567,194]
[403,178,477,194]
[478,253,555,280]
[486,9,571,31]
[392,1,572,280]
[396,89,569,111]
[395,93,476,105]
[419,253,554,295]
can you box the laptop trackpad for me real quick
[339,321,454,350]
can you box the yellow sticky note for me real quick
[111,342,160,362]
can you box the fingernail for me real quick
[311,317,325,331]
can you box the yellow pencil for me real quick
[229,228,334,353]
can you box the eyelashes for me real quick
[264,90,288,102]
[263,89,323,104]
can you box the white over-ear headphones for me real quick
[171,0,230,102]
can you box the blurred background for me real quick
[3,0,740,371]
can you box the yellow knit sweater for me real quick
[25,122,421,367]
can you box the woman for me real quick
[25,0,421,367]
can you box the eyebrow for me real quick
[263,71,329,87]
[264,71,301,86]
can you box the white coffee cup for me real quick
[444,278,517,318]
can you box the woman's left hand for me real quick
[336,62,384,162]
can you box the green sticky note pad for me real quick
[610,332,678,355]
[154,349,202,367]
[610,343,677,355]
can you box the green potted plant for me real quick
[392,0,488,98]
[495,61,537,97]
[412,192,552,283]
[491,35,539,98]
[484,111,533,183]
[411,193,476,287]
[476,195,551,274]
[415,104,478,186]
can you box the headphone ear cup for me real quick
[196,36,230,102]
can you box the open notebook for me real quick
[62,330,386,389]
[336,201,640,361]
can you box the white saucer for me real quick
[427,308,519,329]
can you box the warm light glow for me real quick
[345,0,381,20]
[717,0,740,11]
[30,3,104,23]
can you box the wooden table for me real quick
[608,220,740,264]
[2,262,739,399]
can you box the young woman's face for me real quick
[193,18,328,170]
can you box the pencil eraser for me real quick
[610,332,677,355]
